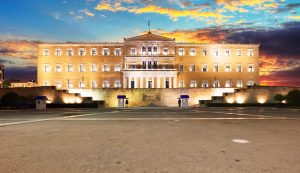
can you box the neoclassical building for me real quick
[38,32,259,89]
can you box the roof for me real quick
[36,96,49,100]
[117,95,126,99]
[125,32,175,42]
[180,95,190,99]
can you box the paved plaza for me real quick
[0,107,299,173]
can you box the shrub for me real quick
[286,90,300,105]
[273,94,285,102]
[1,92,25,108]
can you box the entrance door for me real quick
[131,81,135,88]
[165,81,170,88]
[148,81,152,88]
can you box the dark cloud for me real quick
[4,66,36,81]
[0,48,17,54]
[276,3,300,13]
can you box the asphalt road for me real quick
[0,107,299,173]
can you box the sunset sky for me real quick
[0,0,300,86]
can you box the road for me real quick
[0,107,299,173]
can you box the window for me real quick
[79,81,85,88]
[202,64,208,72]
[190,49,196,56]
[147,61,152,69]
[179,64,184,72]
[163,48,169,55]
[213,80,220,88]
[55,81,62,88]
[190,80,197,87]
[236,64,242,72]
[91,64,97,72]
[225,80,232,87]
[213,64,219,72]
[131,48,137,55]
[44,81,50,86]
[248,80,254,86]
[148,46,152,55]
[91,81,97,88]
[190,64,195,72]
[179,48,185,56]
[141,46,146,55]
[115,48,121,55]
[202,49,207,56]
[153,61,157,69]
[237,80,243,88]
[247,49,254,56]
[55,49,62,56]
[225,49,230,56]
[43,64,50,72]
[67,49,73,56]
[79,48,85,56]
[179,81,184,88]
[237,49,242,56]
[153,46,158,55]
[103,48,109,56]
[55,64,62,72]
[115,80,121,88]
[91,48,97,56]
[248,64,254,72]
[67,64,73,72]
[103,80,109,88]
[225,64,231,72]
[129,64,137,69]
[103,64,109,71]
[79,64,85,72]
[67,80,73,88]
[44,49,49,56]
[213,49,219,56]
[115,64,121,71]
[142,61,147,69]
[202,80,209,88]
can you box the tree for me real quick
[1,92,24,108]
[274,94,285,102]
[2,80,11,88]
[286,90,300,105]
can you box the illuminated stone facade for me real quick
[38,32,259,89]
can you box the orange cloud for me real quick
[81,9,95,17]
[216,0,277,12]
[288,16,300,20]
[0,40,37,60]
[95,2,127,12]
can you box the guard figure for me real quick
[178,98,181,107]
[125,99,129,107]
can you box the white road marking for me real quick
[232,139,250,144]
[0,111,119,127]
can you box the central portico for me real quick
[123,32,178,88]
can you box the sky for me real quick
[0,0,300,86]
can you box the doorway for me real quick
[148,81,152,88]
[165,81,170,88]
[131,81,135,88]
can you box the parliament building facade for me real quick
[37,32,259,90]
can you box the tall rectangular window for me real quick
[225,80,232,87]
[202,64,208,72]
[67,80,73,88]
[153,46,158,55]
[67,49,73,56]
[225,49,230,56]
[213,80,220,87]
[79,81,85,88]
[190,64,195,72]
[67,64,73,72]
[190,80,197,87]
[115,80,121,88]
[115,64,121,71]
[55,64,62,72]
[131,48,136,55]
[248,64,254,72]
[91,64,97,72]
[237,80,243,88]
[163,48,169,55]
[190,49,196,56]
[236,64,242,72]
[44,49,49,56]
[91,48,97,56]
[103,64,109,71]
[247,49,254,56]
[179,81,184,88]
[91,81,97,88]
[248,80,254,86]
[179,48,185,56]
[213,64,219,72]
[141,46,146,55]
[79,64,85,72]
[213,49,219,56]
[56,81,62,88]
[103,48,109,55]
[103,80,109,88]
[142,61,147,69]
[43,64,50,72]
[55,49,62,56]
[148,46,152,55]
[115,48,121,55]
[202,49,207,56]
[179,64,184,72]
[237,49,242,56]
[202,80,209,88]
[79,48,85,56]
[225,64,231,72]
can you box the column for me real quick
[128,77,131,88]
[123,76,127,88]
[163,76,166,88]
[140,76,143,88]
[134,77,137,88]
[173,77,177,88]
[157,77,160,88]
[169,76,172,88]
[152,76,155,88]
